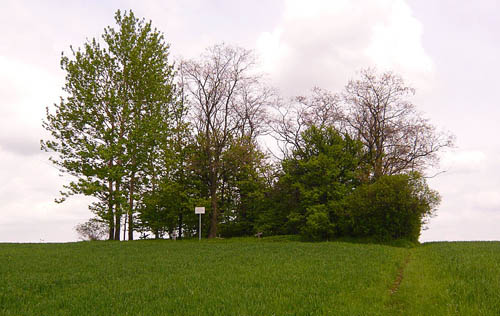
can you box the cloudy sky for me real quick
[1,0,499,242]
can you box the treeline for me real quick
[42,10,453,242]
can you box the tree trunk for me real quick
[108,178,114,240]
[208,172,218,238]
[128,176,134,241]
[123,212,127,240]
[114,181,121,241]
[178,213,183,239]
[114,213,121,240]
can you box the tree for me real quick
[272,69,453,180]
[218,136,271,237]
[136,129,204,239]
[41,10,179,240]
[75,218,108,241]
[180,44,272,238]
[270,87,343,158]
[343,69,454,179]
[277,125,365,239]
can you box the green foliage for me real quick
[263,125,439,242]
[301,205,336,240]
[42,10,181,239]
[273,125,365,239]
[343,173,440,242]
[218,137,271,237]
[42,11,447,242]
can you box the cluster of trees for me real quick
[42,11,452,242]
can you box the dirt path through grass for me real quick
[389,252,411,295]
[388,242,500,315]
[2,240,499,315]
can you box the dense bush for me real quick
[255,124,441,242]
[301,205,337,240]
[273,126,365,240]
[342,173,440,242]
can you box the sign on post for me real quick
[195,207,205,240]
[195,207,205,214]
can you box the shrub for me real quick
[301,205,336,241]
[342,173,440,242]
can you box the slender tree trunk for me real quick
[178,213,183,239]
[123,212,127,240]
[114,181,121,241]
[208,170,218,238]
[374,158,383,179]
[128,175,134,241]
[108,177,114,240]
[114,213,121,240]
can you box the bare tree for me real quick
[269,87,343,158]
[180,44,271,238]
[343,68,454,179]
[75,218,108,241]
[270,69,453,179]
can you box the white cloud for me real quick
[365,0,433,74]
[0,1,499,243]
[0,56,62,155]
[439,149,487,174]
[0,150,96,242]
[257,0,434,96]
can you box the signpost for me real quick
[195,207,205,240]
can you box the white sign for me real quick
[195,207,205,214]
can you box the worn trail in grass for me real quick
[390,241,500,316]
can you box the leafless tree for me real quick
[342,68,454,179]
[180,44,271,238]
[270,69,453,179]
[269,87,344,158]
[75,218,108,241]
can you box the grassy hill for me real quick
[1,238,499,315]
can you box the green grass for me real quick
[391,241,500,315]
[0,238,499,315]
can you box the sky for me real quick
[1,0,499,242]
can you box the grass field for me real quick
[0,238,499,315]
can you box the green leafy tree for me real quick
[137,130,205,239]
[41,10,178,240]
[217,136,271,237]
[276,125,365,240]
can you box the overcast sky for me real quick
[1,0,499,242]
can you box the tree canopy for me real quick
[43,10,452,242]
[42,10,182,240]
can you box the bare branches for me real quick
[342,69,454,178]
[269,87,343,158]
[179,43,272,237]
[269,68,454,178]
[181,44,272,141]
